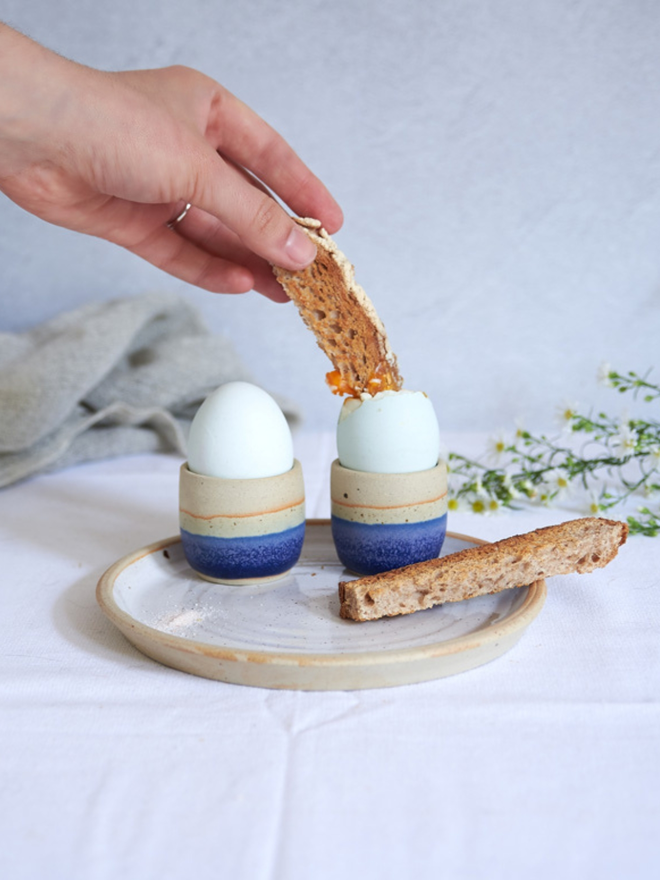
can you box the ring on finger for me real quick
[167,202,193,230]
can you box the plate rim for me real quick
[96,520,547,670]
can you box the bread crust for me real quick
[272,218,402,396]
[338,517,628,622]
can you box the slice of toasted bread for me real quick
[338,517,628,621]
[272,217,403,397]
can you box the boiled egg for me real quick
[337,390,440,474]
[187,381,294,479]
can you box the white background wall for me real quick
[1,0,659,433]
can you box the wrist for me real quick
[0,23,82,178]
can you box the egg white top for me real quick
[187,382,294,480]
[336,389,440,474]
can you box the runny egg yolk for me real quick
[326,363,402,398]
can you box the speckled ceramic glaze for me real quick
[96,525,547,690]
[179,460,305,584]
[330,459,448,575]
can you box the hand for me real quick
[0,25,343,302]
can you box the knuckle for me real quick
[164,64,197,82]
[251,197,281,239]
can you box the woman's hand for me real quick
[0,24,343,301]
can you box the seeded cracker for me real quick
[339,518,628,622]
[273,217,403,397]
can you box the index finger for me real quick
[205,86,344,235]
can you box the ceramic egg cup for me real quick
[179,460,305,585]
[330,459,448,576]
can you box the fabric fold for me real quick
[0,293,300,487]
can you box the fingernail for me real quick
[284,226,317,267]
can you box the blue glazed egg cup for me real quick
[179,461,305,585]
[331,515,447,576]
[330,459,448,576]
[180,524,306,584]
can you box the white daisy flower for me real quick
[556,400,579,430]
[587,491,603,516]
[513,417,526,443]
[447,496,463,513]
[486,431,508,464]
[545,469,572,499]
[612,423,638,457]
[647,447,660,470]
[470,497,487,514]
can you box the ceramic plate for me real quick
[96,520,546,690]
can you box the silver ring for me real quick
[167,202,192,229]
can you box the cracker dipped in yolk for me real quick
[326,362,403,398]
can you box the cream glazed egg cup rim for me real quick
[330,458,448,513]
[330,457,447,478]
[181,457,303,488]
[179,459,305,518]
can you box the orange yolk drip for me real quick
[326,364,400,398]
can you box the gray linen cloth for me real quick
[0,292,299,487]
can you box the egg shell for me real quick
[187,382,294,479]
[337,390,440,474]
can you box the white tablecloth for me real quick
[1,433,658,880]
